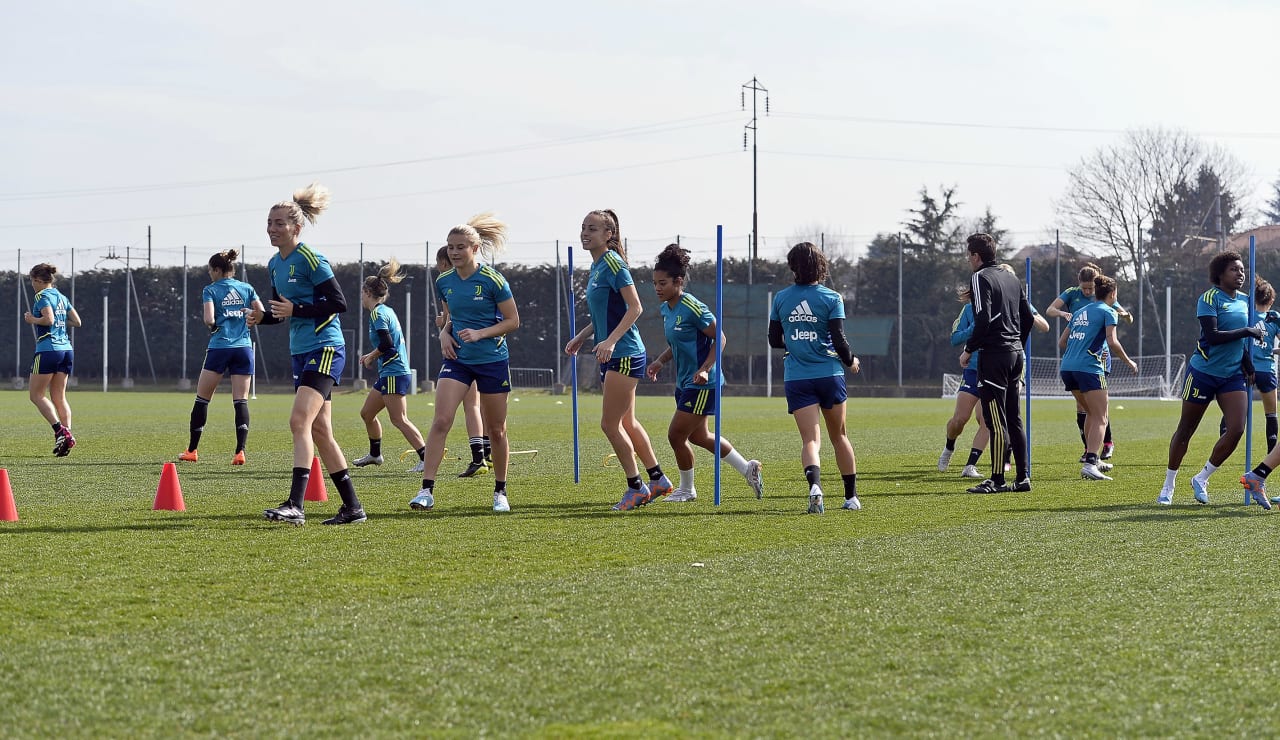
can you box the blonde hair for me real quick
[588,209,625,262]
[449,212,509,261]
[272,182,331,227]
[363,258,406,301]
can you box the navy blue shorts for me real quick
[31,350,73,375]
[958,367,979,398]
[292,346,345,389]
[599,355,647,384]
[1061,370,1106,393]
[1180,365,1246,405]
[784,375,848,414]
[675,386,718,416]
[439,358,510,394]
[1256,371,1278,394]
[203,346,254,376]
[374,374,413,396]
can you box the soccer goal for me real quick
[509,367,555,391]
[942,354,1187,400]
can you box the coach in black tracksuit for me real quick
[959,233,1034,493]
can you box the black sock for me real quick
[1104,423,1113,445]
[189,396,209,452]
[965,448,982,466]
[1254,463,1273,479]
[646,465,664,481]
[804,465,821,487]
[370,438,382,457]
[1076,412,1086,446]
[1268,414,1278,453]
[52,421,66,435]
[416,446,425,461]
[483,436,492,462]
[842,473,857,500]
[288,467,309,508]
[330,469,360,510]
[233,399,249,453]
[423,478,434,491]
[495,480,506,493]
[469,437,484,464]
[627,475,643,490]
[944,437,956,452]
[1085,452,1099,464]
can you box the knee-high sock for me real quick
[233,399,249,453]
[188,396,210,451]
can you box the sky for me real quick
[2,0,1279,271]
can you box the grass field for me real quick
[2,388,1280,737]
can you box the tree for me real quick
[1266,172,1280,224]
[964,206,1012,254]
[902,185,963,254]
[1056,127,1248,354]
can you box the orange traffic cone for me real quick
[304,456,329,502]
[0,469,18,522]
[153,461,187,511]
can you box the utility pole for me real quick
[741,77,769,271]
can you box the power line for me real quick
[0,111,740,202]
[764,149,1066,171]
[0,151,737,230]
[771,111,1280,140]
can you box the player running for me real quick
[353,259,428,475]
[644,243,764,502]
[179,249,264,465]
[24,263,82,457]
[768,242,861,514]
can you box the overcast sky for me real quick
[2,0,1278,271]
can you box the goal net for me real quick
[942,354,1187,400]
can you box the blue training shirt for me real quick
[950,303,979,370]
[586,250,645,358]
[770,283,846,381]
[32,287,73,351]
[1252,310,1280,375]
[267,243,344,354]
[1060,301,1116,374]
[204,278,259,349]
[661,292,720,391]
[436,262,513,366]
[368,304,410,378]
[1190,287,1249,378]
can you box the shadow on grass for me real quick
[0,520,196,535]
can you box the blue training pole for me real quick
[1025,257,1033,479]
[1246,235,1257,504]
[567,244,580,484]
[714,225,724,506]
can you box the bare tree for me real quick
[1057,127,1248,266]
[1056,127,1248,352]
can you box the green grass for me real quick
[2,389,1279,737]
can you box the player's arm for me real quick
[1045,296,1070,320]
[828,318,856,368]
[25,302,54,326]
[599,284,643,351]
[1018,295,1035,345]
[768,319,785,349]
[66,306,82,328]
[290,277,347,319]
[203,300,217,332]
[691,323,722,383]
[1198,315,1262,345]
[459,297,520,343]
[1104,324,1138,373]
[950,308,972,347]
[255,287,285,325]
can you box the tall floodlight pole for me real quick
[741,77,769,271]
